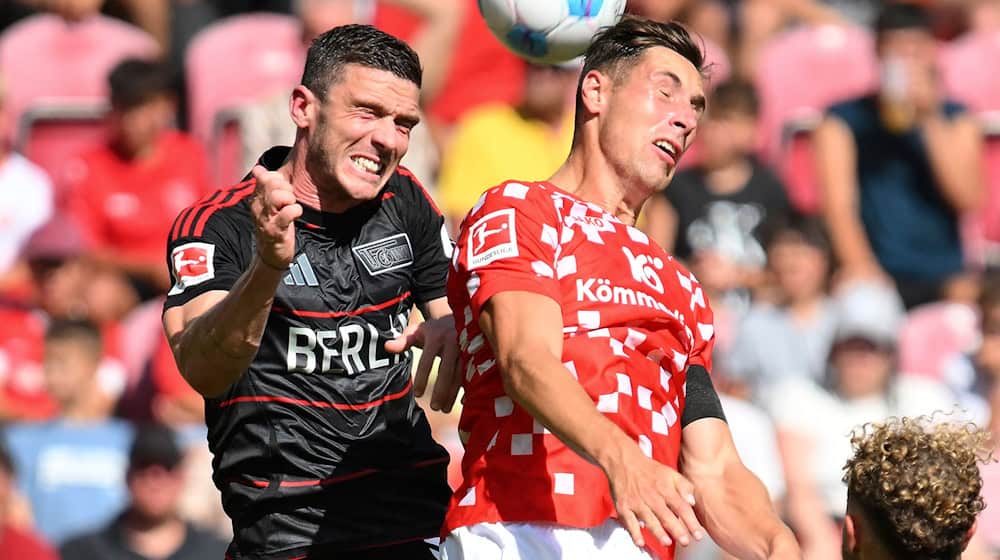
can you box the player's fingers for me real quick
[618,509,646,549]
[384,323,423,354]
[432,338,461,412]
[414,340,439,401]
[636,503,672,548]
[275,203,302,231]
[657,491,694,547]
[251,165,270,191]
[673,476,705,541]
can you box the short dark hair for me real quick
[707,79,759,118]
[574,17,706,131]
[45,318,102,357]
[875,3,932,38]
[763,212,832,257]
[108,58,175,110]
[301,24,422,100]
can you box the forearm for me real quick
[825,206,880,272]
[921,115,983,212]
[387,0,463,102]
[502,352,637,470]
[174,256,284,397]
[687,453,793,559]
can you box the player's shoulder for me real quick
[384,165,441,213]
[467,179,556,217]
[167,178,255,244]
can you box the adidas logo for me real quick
[283,254,319,287]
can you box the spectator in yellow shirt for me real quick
[437,61,578,231]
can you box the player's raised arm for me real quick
[162,165,302,398]
[678,396,799,559]
[479,290,706,549]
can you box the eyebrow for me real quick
[353,95,421,127]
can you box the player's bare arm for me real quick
[385,296,462,412]
[813,116,885,281]
[480,289,706,550]
[679,417,800,560]
[163,165,302,397]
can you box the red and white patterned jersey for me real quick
[444,181,716,559]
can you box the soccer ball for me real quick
[478,0,628,65]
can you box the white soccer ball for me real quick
[478,0,629,65]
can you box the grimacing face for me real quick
[302,64,420,208]
[596,47,705,197]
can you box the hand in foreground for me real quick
[385,316,461,412]
[605,442,706,550]
[250,165,302,270]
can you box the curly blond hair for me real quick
[843,415,994,559]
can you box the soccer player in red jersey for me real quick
[443,17,800,560]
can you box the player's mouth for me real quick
[349,154,384,177]
[653,138,680,166]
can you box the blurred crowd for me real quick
[0,0,998,559]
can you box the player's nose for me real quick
[370,117,401,155]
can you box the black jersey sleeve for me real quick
[397,168,451,304]
[164,196,253,310]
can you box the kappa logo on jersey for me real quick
[284,254,319,287]
[168,242,215,295]
[622,247,665,294]
[353,234,414,276]
[468,209,517,269]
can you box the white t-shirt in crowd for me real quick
[0,153,53,273]
[720,394,787,502]
[765,376,959,516]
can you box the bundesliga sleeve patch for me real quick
[467,208,518,269]
[168,242,216,295]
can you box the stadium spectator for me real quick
[0,75,54,293]
[68,57,212,302]
[813,3,983,309]
[436,60,577,230]
[720,214,837,397]
[60,423,228,560]
[643,80,789,317]
[3,319,133,545]
[0,440,58,560]
[842,415,992,560]
[766,280,959,560]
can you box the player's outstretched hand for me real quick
[605,443,705,550]
[251,165,302,270]
[384,316,461,412]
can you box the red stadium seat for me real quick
[186,13,304,184]
[897,301,979,382]
[939,31,1000,115]
[970,130,1000,266]
[15,104,109,209]
[754,25,878,212]
[0,14,158,141]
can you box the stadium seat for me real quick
[16,103,109,209]
[185,13,304,184]
[0,14,158,141]
[897,301,979,382]
[754,25,878,213]
[939,30,1000,115]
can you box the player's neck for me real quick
[282,144,356,214]
[549,143,645,225]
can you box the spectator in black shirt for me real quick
[60,424,228,560]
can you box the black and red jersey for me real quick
[163,147,452,559]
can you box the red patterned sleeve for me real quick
[453,182,563,316]
[686,274,716,373]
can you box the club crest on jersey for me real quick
[168,242,215,295]
[468,209,518,269]
[353,233,414,276]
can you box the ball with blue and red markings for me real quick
[478,0,628,65]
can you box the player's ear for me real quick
[289,85,317,130]
[961,519,977,551]
[843,513,860,553]
[579,69,610,116]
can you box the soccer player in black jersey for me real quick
[162,25,461,560]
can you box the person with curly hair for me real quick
[841,414,993,560]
